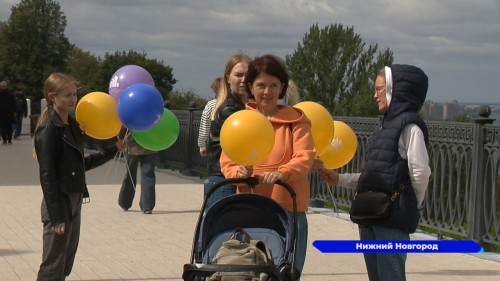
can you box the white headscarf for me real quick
[385,66,393,106]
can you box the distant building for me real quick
[422,100,459,121]
[422,101,499,124]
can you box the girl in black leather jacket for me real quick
[204,52,252,210]
[33,72,126,281]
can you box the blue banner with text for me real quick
[313,240,483,253]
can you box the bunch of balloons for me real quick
[75,65,179,151]
[294,101,334,156]
[293,101,357,169]
[318,120,358,169]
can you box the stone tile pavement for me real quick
[0,137,499,280]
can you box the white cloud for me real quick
[1,0,499,103]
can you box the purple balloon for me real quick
[109,65,155,100]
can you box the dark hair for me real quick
[245,54,289,99]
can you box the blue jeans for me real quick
[203,175,236,211]
[118,153,157,211]
[12,112,24,137]
[359,224,409,281]
[293,212,308,280]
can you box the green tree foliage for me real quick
[168,89,207,110]
[286,23,393,117]
[97,50,177,101]
[453,112,471,123]
[0,1,194,109]
[0,0,71,100]
[66,47,102,97]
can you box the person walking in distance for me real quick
[118,130,158,214]
[0,81,16,144]
[13,90,28,139]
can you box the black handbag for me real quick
[349,186,404,220]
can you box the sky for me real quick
[1,0,499,104]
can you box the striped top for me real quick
[197,99,216,151]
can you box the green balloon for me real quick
[132,109,180,151]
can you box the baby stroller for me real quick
[182,177,299,280]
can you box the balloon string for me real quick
[123,153,137,192]
[119,130,136,192]
[124,129,131,140]
[105,150,120,178]
[104,130,136,192]
[105,131,128,177]
[121,129,136,191]
[114,151,123,174]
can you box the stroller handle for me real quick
[206,176,297,200]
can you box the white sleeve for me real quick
[400,124,431,205]
[338,173,361,189]
[197,100,215,150]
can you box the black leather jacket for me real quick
[34,108,117,224]
[207,93,245,175]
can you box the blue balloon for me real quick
[117,83,164,131]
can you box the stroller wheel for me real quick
[279,263,294,281]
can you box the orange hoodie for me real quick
[220,102,316,212]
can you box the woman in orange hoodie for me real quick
[220,54,315,279]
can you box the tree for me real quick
[453,112,471,123]
[97,50,177,101]
[168,89,207,110]
[0,0,72,100]
[286,23,393,117]
[66,47,102,97]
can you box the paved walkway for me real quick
[0,137,499,280]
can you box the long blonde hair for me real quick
[284,80,301,106]
[211,51,252,120]
[33,72,78,159]
[36,72,78,129]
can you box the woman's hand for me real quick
[237,166,253,178]
[319,168,339,186]
[311,158,324,171]
[260,171,283,184]
[115,137,127,152]
[52,223,65,235]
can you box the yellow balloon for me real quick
[319,121,358,169]
[76,92,122,140]
[220,110,275,166]
[294,101,334,156]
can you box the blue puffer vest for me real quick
[352,112,428,233]
[351,64,429,233]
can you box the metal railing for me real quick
[89,108,499,248]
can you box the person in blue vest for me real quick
[317,64,431,281]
